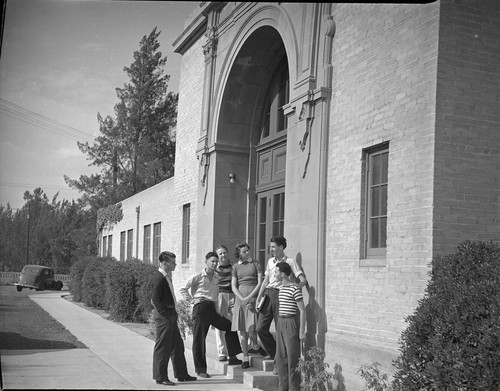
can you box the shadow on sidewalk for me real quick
[0,331,86,350]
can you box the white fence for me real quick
[0,271,71,285]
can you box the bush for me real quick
[106,261,137,322]
[392,241,500,390]
[69,258,88,302]
[296,346,345,391]
[358,363,393,391]
[82,257,114,310]
[129,259,157,323]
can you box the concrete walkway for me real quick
[0,292,260,390]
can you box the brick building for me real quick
[100,1,500,385]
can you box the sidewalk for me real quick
[0,292,261,390]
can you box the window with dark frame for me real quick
[107,235,113,257]
[120,231,126,261]
[127,229,133,260]
[143,224,151,263]
[182,204,191,264]
[364,147,388,259]
[152,222,161,266]
[102,236,107,257]
[259,57,289,143]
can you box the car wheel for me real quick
[55,281,63,291]
[16,285,22,292]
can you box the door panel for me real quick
[256,188,285,267]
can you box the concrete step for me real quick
[185,331,280,391]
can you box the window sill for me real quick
[359,258,386,267]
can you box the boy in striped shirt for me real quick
[275,262,306,391]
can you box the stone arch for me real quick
[206,7,297,251]
[212,5,299,146]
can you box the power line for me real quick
[0,181,75,191]
[0,98,97,142]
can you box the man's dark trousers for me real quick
[152,309,189,381]
[192,301,242,374]
[256,287,280,359]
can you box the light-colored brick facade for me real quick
[101,2,500,386]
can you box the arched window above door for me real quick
[259,56,289,145]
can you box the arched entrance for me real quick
[213,26,289,265]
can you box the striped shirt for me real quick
[216,264,233,293]
[278,284,303,317]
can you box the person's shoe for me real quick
[177,375,197,381]
[258,347,267,356]
[228,357,243,365]
[248,348,259,354]
[264,355,272,360]
[241,361,250,369]
[272,366,278,375]
[156,379,175,385]
[197,372,210,378]
[218,356,228,362]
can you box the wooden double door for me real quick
[255,143,286,266]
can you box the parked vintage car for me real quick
[15,265,63,292]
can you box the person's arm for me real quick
[231,275,245,302]
[290,259,307,290]
[152,275,172,318]
[256,273,269,302]
[297,274,307,290]
[297,300,306,341]
[179,275,194,302]
[246,269,263,301]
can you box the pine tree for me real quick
[65,27,177,207]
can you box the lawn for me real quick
[0,287,86,349]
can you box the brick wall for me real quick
[326,3,439,344]
[102,179,175,261]
[433,0,500,254]
[170,36,206,289]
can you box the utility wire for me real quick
[0,98,96,142]
[0,181,75,191]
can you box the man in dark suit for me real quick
[152,251,197,386]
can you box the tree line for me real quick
[0,28,176,273]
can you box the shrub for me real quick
[106,261,137,322]
[176,299,194,339]
[392,241,500,391]
[129,259,157,323]
[296,346,345,391]
[358,363,393,391]
[69,257,89,302]
[82,257,114,309]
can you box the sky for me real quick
[0,0,199,210]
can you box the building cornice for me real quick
[172,2,227,55]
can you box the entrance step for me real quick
[185,331,280,391]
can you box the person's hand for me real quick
[299,331,306,341]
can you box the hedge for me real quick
[69,256,157,324]
[81,257,114,310]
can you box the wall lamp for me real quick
[228,173,236,184]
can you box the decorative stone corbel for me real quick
[203,26,218,59]
[299,90,316,152]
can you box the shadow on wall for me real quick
[295,252,328,351]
